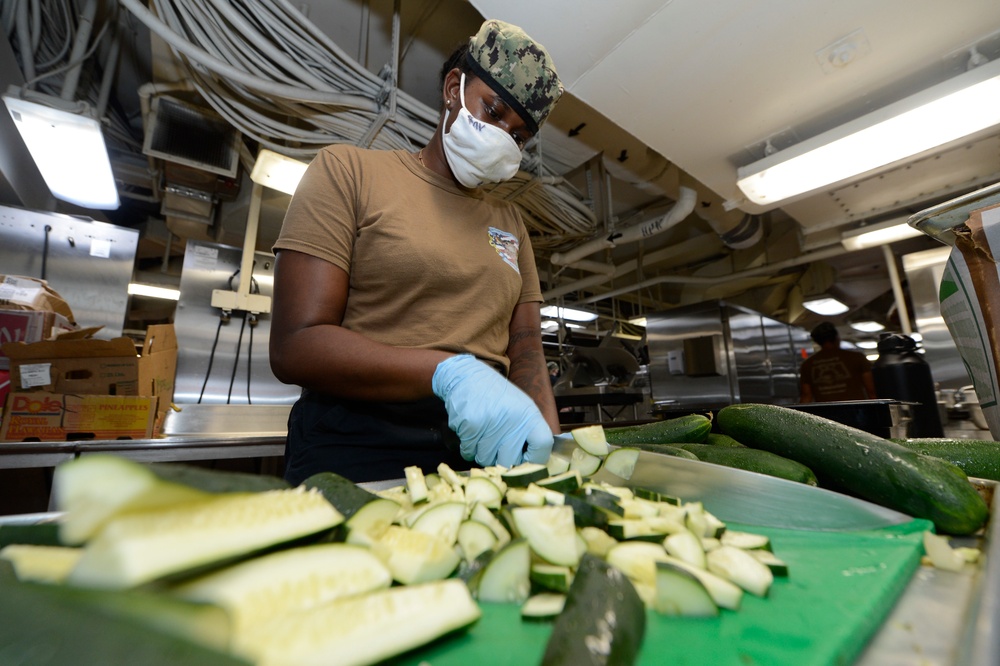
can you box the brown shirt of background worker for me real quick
[799,322,877,403]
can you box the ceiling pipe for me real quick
[549,185,697,267]
[576,243,851,305]
[59,0,98,102]
[694,203,763,250]
[543,232,725,301]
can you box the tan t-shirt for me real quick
[799,347,873,402]
[272,144,542,374]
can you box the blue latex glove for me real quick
[432,354,553,467]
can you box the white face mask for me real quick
[441,74,523,188]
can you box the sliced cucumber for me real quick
[244,579,481,666]
[580,525,619,558]
[404,466,429,505]
[501,462,551,488]
[475,538,531,603]
[530,563,574,593]
[661,554,743,611]
[569,447,603,477]
[749,549,790,577]
[606,541,669,587]
[521,592,566,621]
[576,485,625,517]
[633,486,681,505]
[343,497,400,547]
[457,520,499,563]
[68,488,344,589]
[546,452,571,476]
[922,531,965,572]
[0,523,63,548]
[654,561,719,617]
[706,545,774,597]
[607,518,674,542]
[561,493,611,529]
[536,469,582,494]
[512,505,579,567]
[720,529,771,551]
[469,502,511,548]
[410,501,466,546]
[464,476,504,510]
[506,487,547,507]
[601,447,641,480]
[173,543,392,651]
[436,463,466,489]
[0,544,83,584]
[663,530,707,570]
[371,525,460,585]
[571,424,611,456]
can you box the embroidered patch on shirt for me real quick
[488,227,520,273]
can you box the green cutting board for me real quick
[393,519,930,666]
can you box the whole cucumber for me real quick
[717,404,988,535]
[891,438,1000,482]
[604,414,712,446]
[677,443,818,486]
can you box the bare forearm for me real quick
[507,328,560,433]
[270,325,450,401]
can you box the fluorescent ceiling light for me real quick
[627,316,647,327]
[849,321,886,333]
[540,305,599,322]
[803,297,849,316]
[856,340,879,349]
[250,149,309,195]
[737,57,1000,206]
[128,283,180,300]
[3,92,119,209]
[866,353,880,362]
[841,221,923,251]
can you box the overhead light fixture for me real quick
[627,316,648,327]
[841,219,923,250]
[803,297,849,316]
[856,340,879,349]
[736,56,1000,206]
[3,89,119,209]
[249,149,309,195]
[127,283,180,300]
[540,305,599,322]
[866,353,880,362]
[849,321,886,333]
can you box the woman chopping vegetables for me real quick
[269,19,564,484]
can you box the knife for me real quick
[553,434,911,531]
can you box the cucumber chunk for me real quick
[569,447,603,477]
[654,561,719,617]
[706,545,774,597]
[571,425,611,456]
[530,563,574,593]
[512,505,580,567]
[521,592,566,621]
[404,466,429,505]
[601,447,641,480]
[371,525,460,585]
[0,544,82,584]
[502,463,551,488]
[664,530,707,570]
[475,538,531,603]
[457,520,499,563]
[410,501,466,546]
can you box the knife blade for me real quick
[554,436,911,531]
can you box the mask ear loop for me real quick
[442,72,467,138]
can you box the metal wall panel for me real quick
[902,246,972,390]
[762,314,800,403]
[0,205,135,339]
[172,241,299,405]
[729,309,768,404]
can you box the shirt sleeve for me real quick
[271,145,359,274]
[515,215,543,305]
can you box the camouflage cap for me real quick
[465,19,563,135]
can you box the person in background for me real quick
[268,19,563,485]
[799,321,877,403]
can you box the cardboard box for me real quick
[0,324,178,440]
[0,309,75,371]
[0,392,157,441]
[0,275,75,323]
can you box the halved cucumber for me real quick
[502,463,551,488]
[601,448,641,480]
[243,579,481,666]
[706,545,774,597]
[172,543,392,651]
[570,424,611,456]
[474,538,531,603]
[68,488,344,589]
[521,592,566,621]
[371,525,460,585]
[512,505,580,567]
[654,561,719,617]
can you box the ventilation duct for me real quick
[143,96,241,178]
